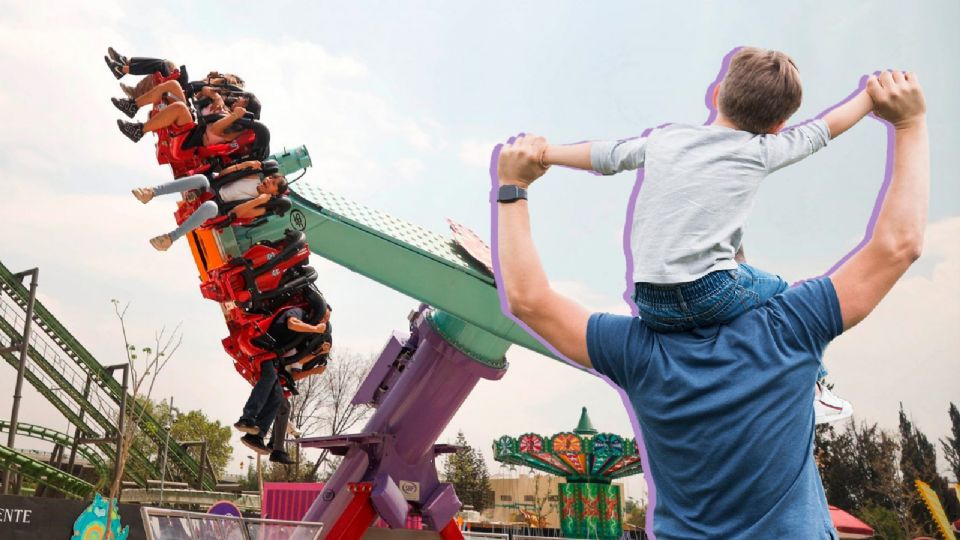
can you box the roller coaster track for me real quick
[0,420,108,486]
[0,260,217,491]
[0,443,93,499]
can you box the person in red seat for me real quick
[130,160,288,251]
[235,303,332,457]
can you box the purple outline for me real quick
[488,48,895,538]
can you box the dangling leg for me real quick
[150,200,218,251]
[133,174,209,204]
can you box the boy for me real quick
[539,47,874,423]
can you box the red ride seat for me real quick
[200,230,311,306]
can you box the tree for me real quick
[295,349,374,480]
[128,399,233,478]
[817,419,908,535]
[442,431,492,512]
[624,498,647,531]
[940,402,960,483]
[526,471,556,528]
[898,403,951,537]
[106,300,181,535]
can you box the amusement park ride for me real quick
[0,57,624,539]
[494,408,645,539]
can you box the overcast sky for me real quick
[0,1,957,504]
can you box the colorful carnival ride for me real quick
[493,408,645,539]
[3,49,631,539]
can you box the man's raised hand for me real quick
[498,134,549,188]
[867,71,925,130]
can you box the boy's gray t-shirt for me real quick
[591,120,831,284]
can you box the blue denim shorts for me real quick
[633,263,789,333]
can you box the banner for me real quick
[0,494,146,540]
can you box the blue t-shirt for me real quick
[587,278,843,539]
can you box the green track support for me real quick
[0,443,94,499]
[0,420,108,484]
[0,261,215,489]
[0,313,162,482]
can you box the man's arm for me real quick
[822,89,874,139]
[497,136,593,368]
[831,71,928,330]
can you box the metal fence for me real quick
[141,506,323,540]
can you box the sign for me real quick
[398,480,420,502]
[0,494,146,540]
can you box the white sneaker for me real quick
[815,383,853,425]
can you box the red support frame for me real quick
[324,483,378,540]
[439,520,466,540]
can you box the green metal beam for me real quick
[225,179,568,365]
[0,420,108,483]
[0,313,163,481]
[0,326,146,487]
[0,443,94,499]
[0,261,214,489]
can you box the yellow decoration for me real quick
[914,479,956,540]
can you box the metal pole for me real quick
[3,267,38,495]
[106,363,130,486]
[159,395,172,507]
[66,375,93,475]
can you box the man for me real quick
[494,71,926,538]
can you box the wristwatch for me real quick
[497,184,528,203]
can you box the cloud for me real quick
[459,139,497,169]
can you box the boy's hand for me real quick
[498,134,549,188]
[867,71,925,130]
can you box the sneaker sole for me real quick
[241,439,271,456]
[234,424,260,435]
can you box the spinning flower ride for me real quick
[493,407,645,539]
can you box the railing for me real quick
[463,532,510,539]
[141,507,323,540]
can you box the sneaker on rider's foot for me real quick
[149,234,173,252]
[241,434,270,456]
[269,450,295,465]
[233,418,259,434]
[132,187,155,204]
[107,46,128,65]
[104,55,124,79]
[117,119,144,142]
[814,383,853,425]
[111,97,138,119]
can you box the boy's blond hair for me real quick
[719,47,803,134]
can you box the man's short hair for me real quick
[719,47,802,134]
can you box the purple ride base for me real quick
[298,305,506,537]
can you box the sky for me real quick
[0,0,958,506]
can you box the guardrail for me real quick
[141,506,323,540]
